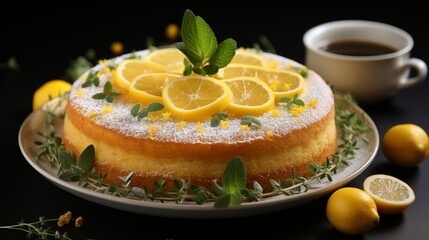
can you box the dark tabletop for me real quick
[1,4,428,240]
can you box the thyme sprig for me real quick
[35,93,369,207]
[0,211,84,240]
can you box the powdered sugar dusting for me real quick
[68,50,334,144]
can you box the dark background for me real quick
[1,3,428,239]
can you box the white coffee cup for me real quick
[303,20,427,104]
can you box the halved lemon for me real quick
[222,77,275,116]
[129,73,181,102]
[218,64,305,101]
[363,174,415,214]
[113,59,166,90]
[33,80,72,110]
[231,49,268,67]
[162,76,232,121]
[144,48,186,74]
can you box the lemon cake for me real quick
[62,49,337,191]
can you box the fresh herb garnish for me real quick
[81,70,100,88]
[211,112,229,127]
[131,102,165,121]
[92,81,121,103]
[175,9,237,76]
[240,115,261,127]
[279,94,305,107]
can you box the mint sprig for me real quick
[175,9,237,76]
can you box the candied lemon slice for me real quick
[113,59,166,90]
[222,77,275,116]
[217,64,305,101]
[144,48,186,74]
[129,73,181,102]
[363,174,415,214]
[162,76,232,121]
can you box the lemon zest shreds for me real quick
[176,120,186,130]
[220,120,229,129]
[75,88,84,97]
[271,108,281,117]
[162,112,172,121]
[87,111,97,119]
[266,130,274,138]
[196,122,206,132]
[241,125,251,131]
[102,105,112,114]
[289,105,307,117]
[308,98,318,108]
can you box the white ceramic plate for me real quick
[18,97,379,219]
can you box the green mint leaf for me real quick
[203,64,219,76]
[104,81,112,93]
[58,149,74,170]
[181,10,203,62]
[77,144,95,172]
[194,15,217,59]
[222,156,246,194]
[131,103,141,117]
[279,96,291,104]
[211,115,220,127]
[147,102,164,112]
[209,38,237,68]
[183,58,192,76]
[137,109,149,120]
[214,194,231,208]
[92,93,106,100]
[211,180,224,196]
[229,191,242,206]
[105,95,114,103]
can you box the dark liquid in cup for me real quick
[321,40,397,56]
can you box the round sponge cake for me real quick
[62,50,336,191]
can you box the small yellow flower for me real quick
[75,88,84,97]
[102,105,112,114]
[75,216,84,228]
[57,211,72,227]
[269,81,278,90]
[266,130,274,138]
[111,41,124,55]
[270,108,281,117]
[196,122,205,132]
[148,113,159,122]
[241,125,251,131]
[162,111,172,121]
[102,66,111,74]
[220,120,229,129]
[176,120,186,130]
[307,98,318,108]
[284,83,292,90]
[81,75,87,82]
[148,125,157,140]
[289,105,307,117]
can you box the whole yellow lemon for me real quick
[33,80,72,110]
[382,124,429,167]
[326,187,380,235]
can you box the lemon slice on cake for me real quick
[113,59,166,90]
[218,64,305,101]
[129,73,181,102]
[222,77,275,116]
[162,76,232,121]
[144,48,186,74]
[230,49,269,67]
